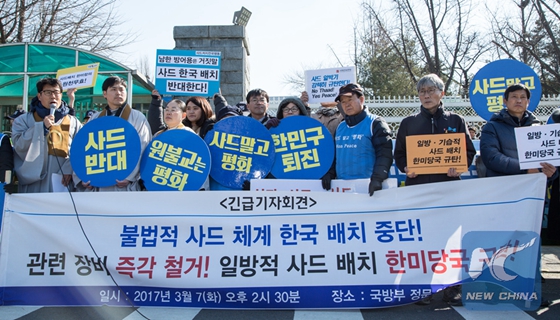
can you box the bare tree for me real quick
[489,0,560,94]
[0,0,137,54]
[135,55,152,80]
[360,0,487,95]
[353,5,420,96]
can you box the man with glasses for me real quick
[11,77,82,193]
[394,73,475,306]
[246,88,279,129]
[395,73,476,187]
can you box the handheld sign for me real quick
[515,123,560,169]
[405,133,468,174]
[70,117,141,187]
[204,117,275,189]
[155,49,221,97]
[305,66,356,104]
[268,116,334,179]
[139,130,211,191]
[469,59,541,121]
[56,63,100,91]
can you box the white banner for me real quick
[0,174,546,308]
[515,123,560,169]
[305,67,356,103]
[251,178,397,193]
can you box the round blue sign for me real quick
[204,116,275,189]
[469,59,541,121]
[70,117,141,188]
[268,116,334,179]
[139,130,211,191]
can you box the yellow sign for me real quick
[405,133,468,174]
[56,63,100,91]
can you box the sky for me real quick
[112,0,361,97]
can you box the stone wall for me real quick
[173,25,250,112]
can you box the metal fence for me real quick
[269,95,560,139]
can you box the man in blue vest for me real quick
[321,83,393,196]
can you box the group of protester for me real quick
[1,73,558,305]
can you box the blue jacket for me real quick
[332,107,393,183]
[480,109,540,177]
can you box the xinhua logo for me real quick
[461,231,541,311]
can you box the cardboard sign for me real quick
[56,63,99,90]
[405,133,468,174]
[305,67,356,103]
[515,123,560,169]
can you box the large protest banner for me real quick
[0,174,545,309]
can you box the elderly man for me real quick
[12,77,82,193]
[394,73,476,187]
[321,83,393,196]
[394,73,476,306]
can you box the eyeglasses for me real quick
[41,90,62,96]
[283,107,299,113]
[418,88,439,96]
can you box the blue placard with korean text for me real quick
[155,49,221,97]
[469,59,541,121]
[269,116,334,179]
[70,117,141,188]
[204,117,275,189]
[139,130,211,191]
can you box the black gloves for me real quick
[369,178,383,196]
[213,93,228,114]
[138,179,147,191]
[321,172,334,190]
[265,118,280,129]
[242,180,251,190]
[3,183,17,194]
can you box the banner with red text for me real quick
[0,174,545,308]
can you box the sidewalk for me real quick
[542,245,560,279]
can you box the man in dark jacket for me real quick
[321,83,393,196]
[480,83,556,178]
[480,83,556,308]
[246,88,279,129]
[394,73,476,306]
[394,73,476,186]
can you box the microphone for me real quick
[50,103,57,116]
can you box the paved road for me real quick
[2,247,560,320]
